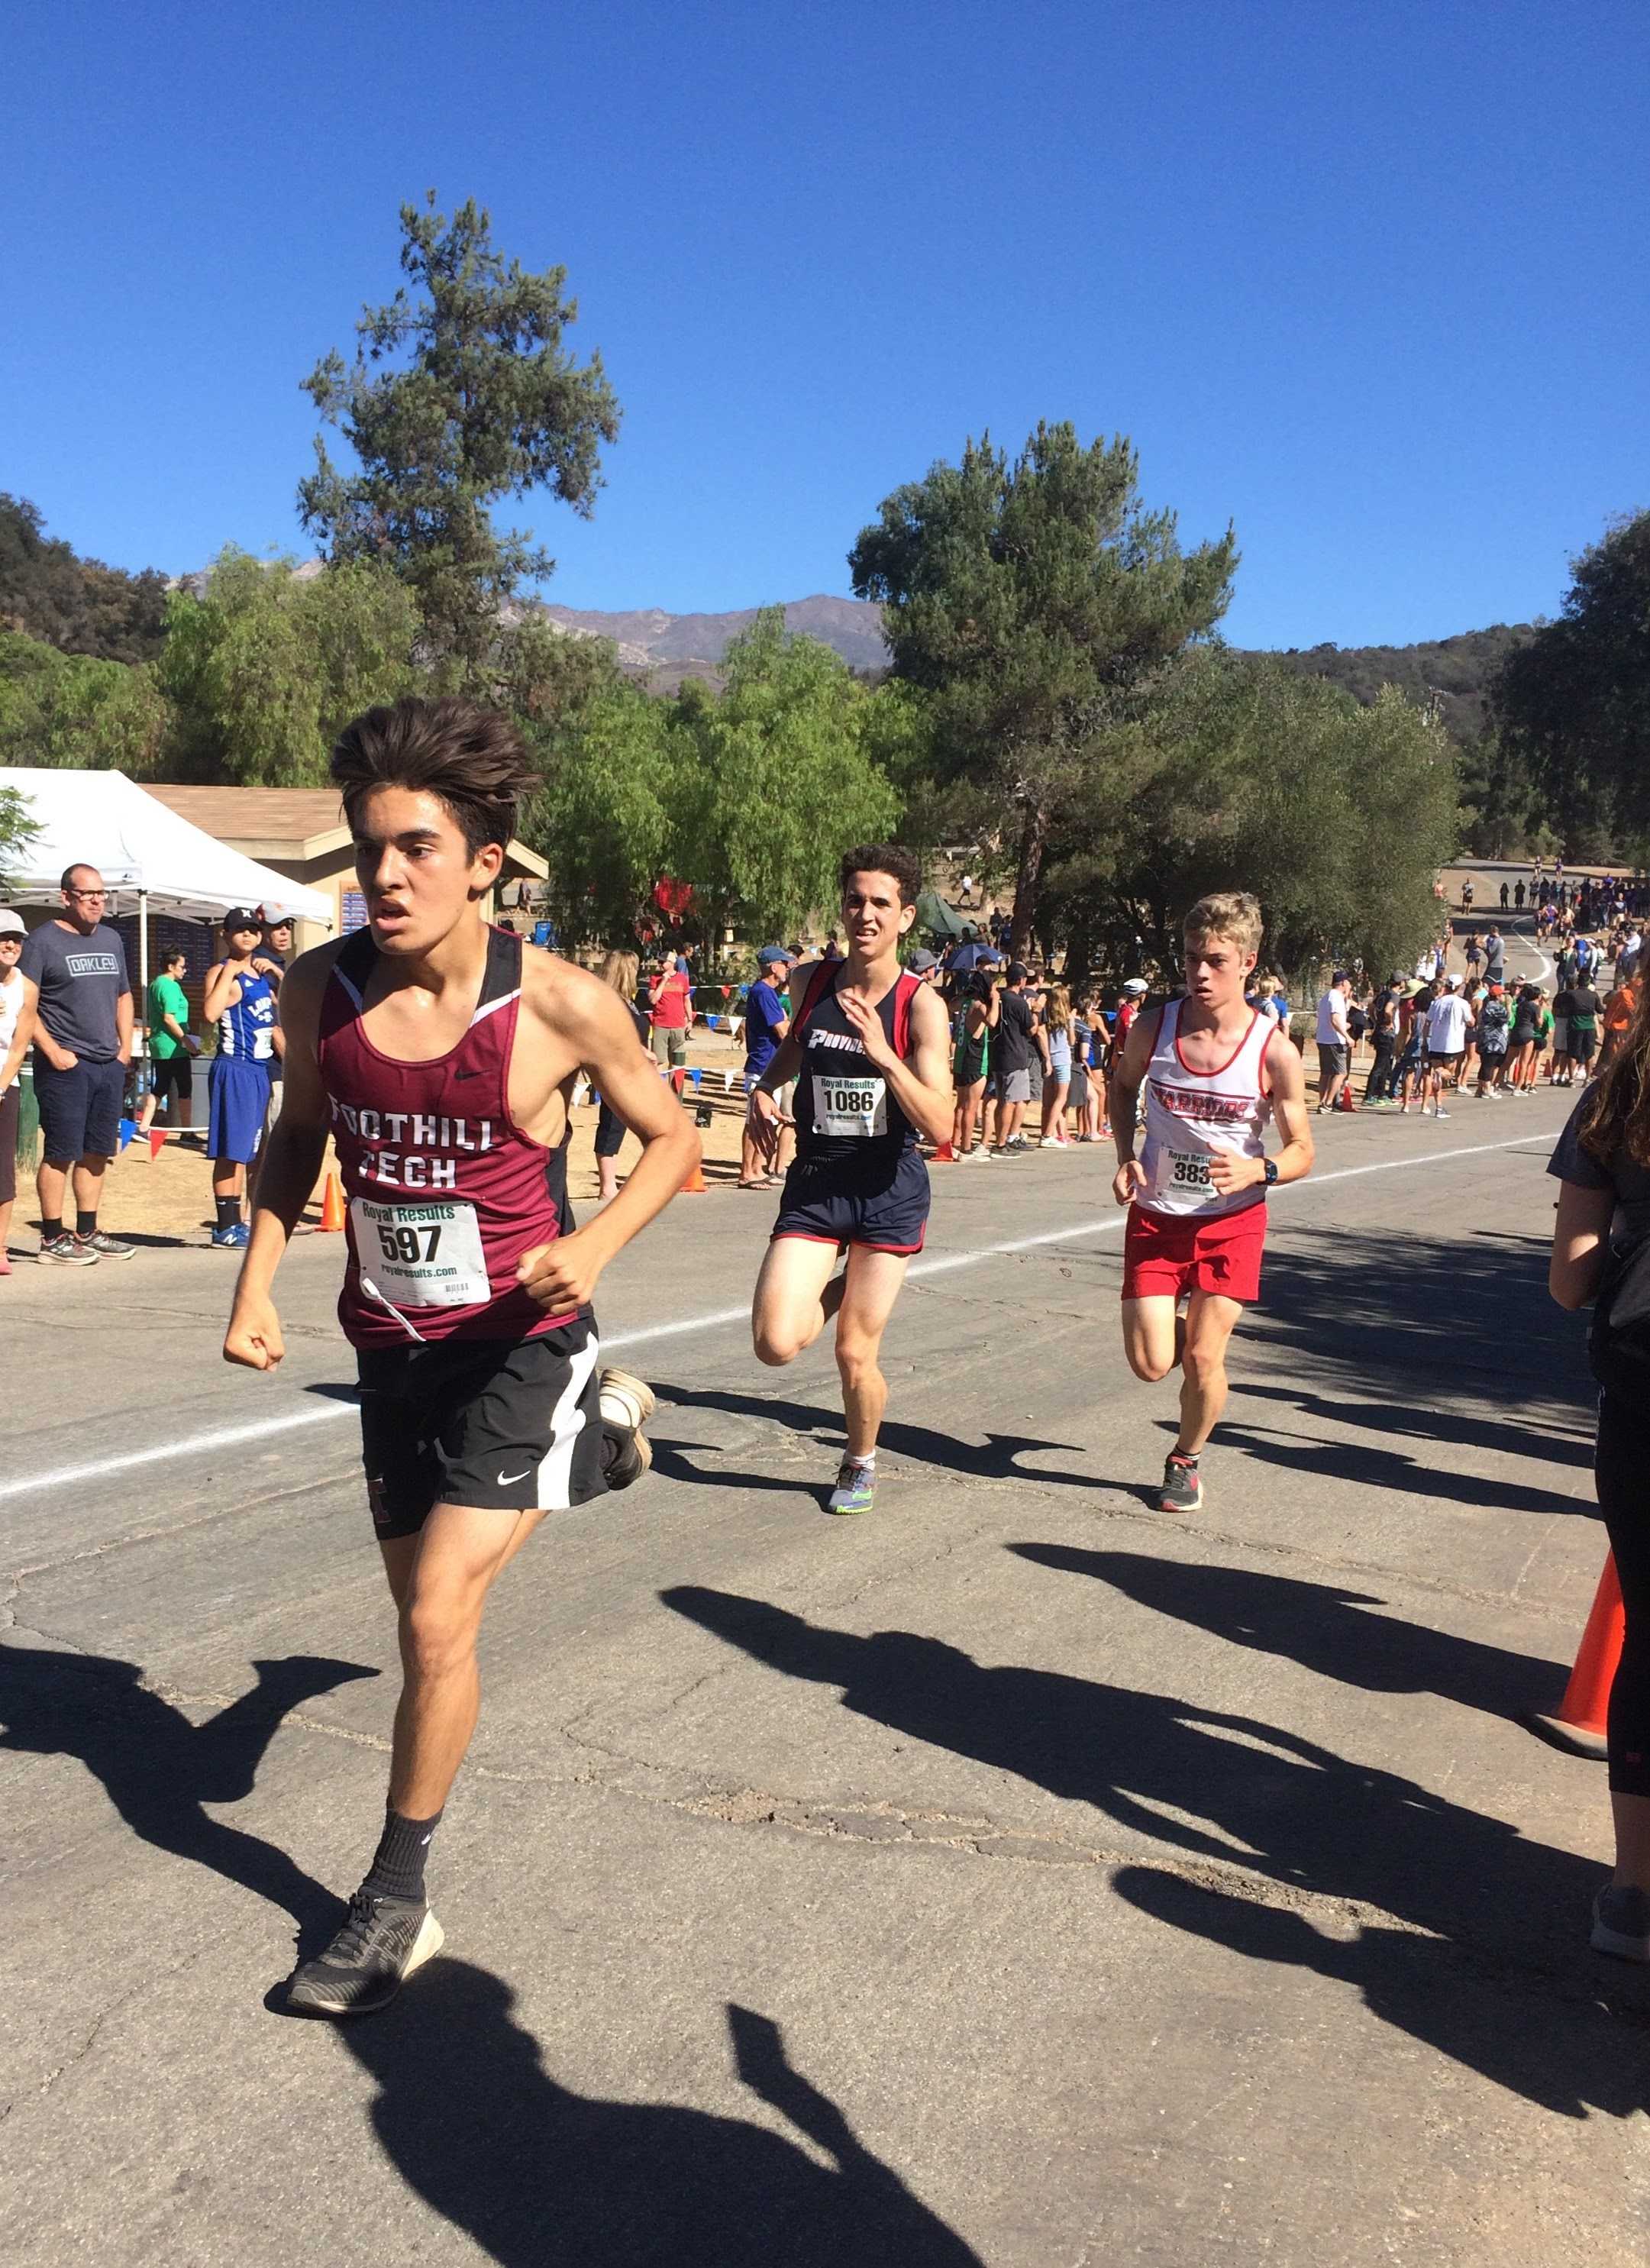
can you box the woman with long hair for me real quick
[1077,990,1108,1139]
[1549,975,1650,1961]
[951,971,997,1157]
[594,950,649,1203]
[1040,983,1075,1147]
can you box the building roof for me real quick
[141,784,547,879]
[145,786,348,855]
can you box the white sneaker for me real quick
[1435,1107,1450,1119]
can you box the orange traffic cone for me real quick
[681,1157,707,1194]
[933,1140,956,1162]
[1336,1081,1357,1113]
[318,1172,347,1232]
[1526,1554,1623,1760]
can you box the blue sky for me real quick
[8,0,1646,648]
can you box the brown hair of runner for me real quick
[839,842,922,906]
[332,696,538,858]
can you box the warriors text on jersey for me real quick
[1135,998,1271,1220]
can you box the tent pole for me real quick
[138,888,150,1083]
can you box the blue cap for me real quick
[757,945,791,968]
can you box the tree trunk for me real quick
[1009,803,1048,962]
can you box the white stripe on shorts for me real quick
[537,1332,601,1510]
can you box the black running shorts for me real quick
[355,1319,609,1539]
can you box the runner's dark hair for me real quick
[332,697,538,857]
[1580,971,1650,1166]
[839,843,922,906]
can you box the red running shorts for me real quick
[1122,1199,1267,1305]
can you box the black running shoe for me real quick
[599,1365,654,1490]
[284,1891,444,2018]
[1159,1455,1203,1514]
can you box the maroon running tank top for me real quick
[318,926,576,1348]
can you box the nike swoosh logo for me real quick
[497,1467,531,1485]
[454,1068,482,1081]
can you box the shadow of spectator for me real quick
[0,1647,376,1944]
[658,1586,1647,2114]
[339,1961,983,2264]
[1246,1227,1590,1411]
[1009,1543,1563,1721]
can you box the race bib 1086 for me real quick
[350,1196,490,1307]
[812,1071,888,1139]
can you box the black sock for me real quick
[41,1216,63,1239]
[76,1210,97,1239]
[215,1197,240,1232]
[361,1806,442,1905]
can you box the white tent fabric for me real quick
[0,767,331,925]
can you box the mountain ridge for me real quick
[544,596,1529,741]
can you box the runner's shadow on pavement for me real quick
[0,1647,376,1950]
[654,1384,1090,1488]
[658,1587,1648,2116]
[339,1961,982,2265]
[647,1434,824,1501]
[1009,1544,1564,1722]
[1200,1419,1589,1520]
[1234,1381,1593,1471]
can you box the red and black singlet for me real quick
[318,926,576,1348]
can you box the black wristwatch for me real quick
[1262,1158,1278,1187]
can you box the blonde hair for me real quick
[597,949,639,1002]
[1183,891,1264,958]
[1047,983,1072,1026]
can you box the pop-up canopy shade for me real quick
[0,767,331,926]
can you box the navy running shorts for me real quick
[355,1319,610,1539]
[208,1055,272,1163]
[34,1055,124,1163]
[771,1146,931,1255]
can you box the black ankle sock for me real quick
[76,1211,98,1239]
[41,1216,63,1240]
[362,1806,442,1905]
[215,1197,241,1232]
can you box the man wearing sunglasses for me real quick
[19,864,136,1264]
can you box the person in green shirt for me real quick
[139,949,199,1135]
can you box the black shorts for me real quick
[34,1055,124,1162]
[356,1319,610,1540]
[148,1052,193,1109]
[772,1145,931,1255]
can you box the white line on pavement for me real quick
[0,1130,1552,1507]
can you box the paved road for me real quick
[4,1058,1645,2262]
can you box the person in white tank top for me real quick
[1109,892,1315,1515]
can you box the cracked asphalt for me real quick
[4,1077,1647,2266]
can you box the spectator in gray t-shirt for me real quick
[17,864,135,1265]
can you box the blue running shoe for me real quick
[827,1459,876,1516]
[211,1221,250,1249]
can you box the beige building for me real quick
[141,786,548,952]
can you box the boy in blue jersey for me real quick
[203,909,281,1248]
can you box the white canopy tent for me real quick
[0,767,332,1048]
